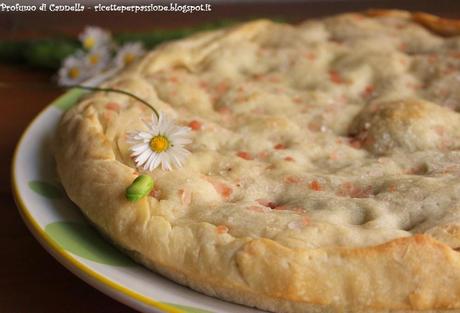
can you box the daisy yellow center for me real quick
[89,54,100,65]
[123,53,135,65]
[83,37,95,49]
[68,67,80,79]
[150,135,170,153]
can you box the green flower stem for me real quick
[71,84,160,118]
[0,81,160,118]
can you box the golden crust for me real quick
[131,235,460,313]
[413,12,460,36]
[366,9,460,36]
[365,9,412,19]
[55,13,460,313]
[235,235,460,310]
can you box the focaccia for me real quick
[55,11,460,313]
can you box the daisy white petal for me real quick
[161,154,173,171]
[114,43,145,68]
[131,143,149,155]
[171,153,184,168]
[84,47,111,72]
[157,113,169,134]
[128,113,192,171]
[174,146,191,156]
[135,132,154,140]
[134,150,151,165]
[151,154,162,171]
[79,26,111,50]
[57,53,92,86]
[145,154,158,171]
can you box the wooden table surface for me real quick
[1,1,459,312]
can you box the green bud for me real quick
[125,175,154,202]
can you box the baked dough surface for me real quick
[55,11,460,313]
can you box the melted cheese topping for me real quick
[85,14,460,249]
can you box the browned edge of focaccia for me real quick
[366,9,460,36]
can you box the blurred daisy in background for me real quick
[114,43,145,68]
[57,52,92,86]
[79,26,111,50]
[58,26,146,86]
[84,47,111,72]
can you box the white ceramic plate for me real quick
[12,89,263,313]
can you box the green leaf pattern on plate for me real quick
[52,88,86,110]
[28,180,62,198]
[17,88,241,312]
[45,221,135,267]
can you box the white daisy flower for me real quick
[114,43,145,68]
[57,52,92,86]
[79,26,111,50]
[84,47,111,72]
[128,113,192,171]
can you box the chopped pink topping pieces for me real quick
[292,96,303,104]
[329,152,339,160]
[349,139,362,149]
[329,70,344,84]
[178,188,191,206]
[216,81,229,94]
[207,178,233,199]
[387,184,397,192]
[247,206,267,213]
[304,52,316,61]
[199,80,209,90]
[284,156,295,162]
[287,221,300,230]
[256,199,277,209]
[217,106,231,115]
[216,225,229,234]
[336,182,373,198]
[433,126,445,136]
[284,176,302,184]
[361,85,374,98]
[169,76,179,83]
[309,180,322,191]
[274,143,286,150]
[105,102,120,111]
[188,120,202,131]
[237,151,253,160]
[149,187,162,199]
[268,75,281,83]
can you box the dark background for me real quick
[1,1,459,312]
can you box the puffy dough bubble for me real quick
[349,98,460,155]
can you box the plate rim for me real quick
[11,89,184,313]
